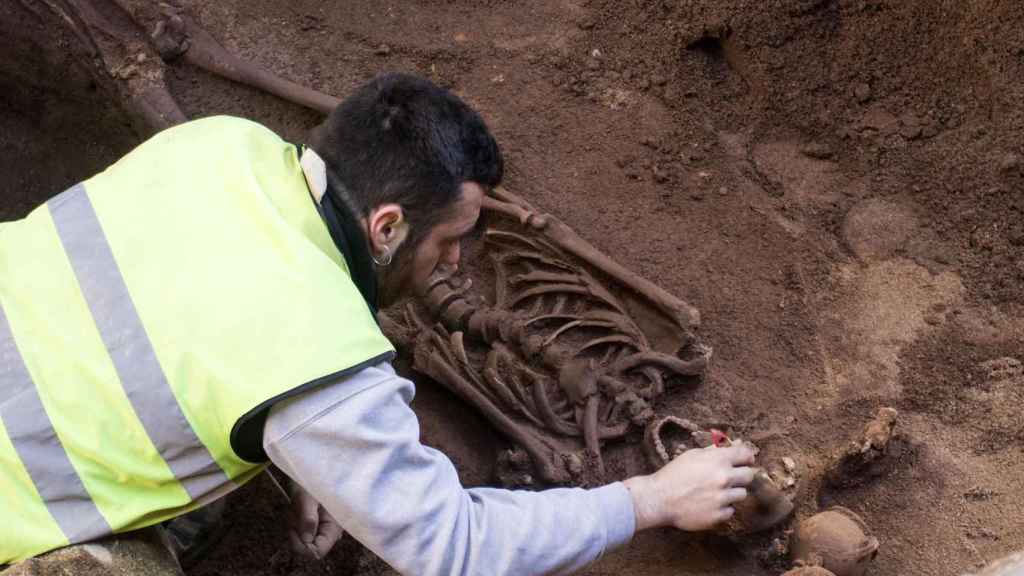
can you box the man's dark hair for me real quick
[309,73,503,248]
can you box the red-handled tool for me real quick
[710,428,732,447]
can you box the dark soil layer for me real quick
[2,1,1022,575]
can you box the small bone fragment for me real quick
[782,457,797,474]
[826,407,898,488]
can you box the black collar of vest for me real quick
[296,145,380,316]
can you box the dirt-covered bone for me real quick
[643,416,700,468]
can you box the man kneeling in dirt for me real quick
[0,73,755,575]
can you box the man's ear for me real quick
[365,203,409,256]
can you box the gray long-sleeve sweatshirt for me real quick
[262,362,636,575]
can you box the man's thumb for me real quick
[294,493,320,543]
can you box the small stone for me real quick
[999,152,1022,175]
[964,486,998,501]
[453,32,468,43]
[972,228,995,251]
[374,44,391,56]
[718,186,729,195]
[800,142,834,159]
[854,82,872,103]
[586,58,601,71]
[1009,226,1024,246]
[652,73,667,86]
[900,124,922,140]
[981,357,1022,381]
[564,453,584,476]
[782,457,797,473]
[638,78,651,90]
[112,63,138,79]
[860,107,900,136]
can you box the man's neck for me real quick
[297,146,381,316]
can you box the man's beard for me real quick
[375,246,417,309]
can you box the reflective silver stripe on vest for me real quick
[0,301,111,543]
[49,183,232,501]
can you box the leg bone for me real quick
[155,14,340,114]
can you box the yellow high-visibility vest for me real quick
[0,116,394,563]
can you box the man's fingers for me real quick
[721,487,748,505]
[312,517,345,558]
[290,492,320,544]
[727,466,756,487]
[289,528,315,558]
[719,444,757,466]
[713,506,736,524]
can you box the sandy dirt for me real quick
[1,1,1022,575]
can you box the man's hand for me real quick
[289,483,345,559]
[623,443,757,532]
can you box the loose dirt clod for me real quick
[853,83,872,103]
[790,507,880,576]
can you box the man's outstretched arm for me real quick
[263,362,754,575]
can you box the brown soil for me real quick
[2,1,1023,575]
